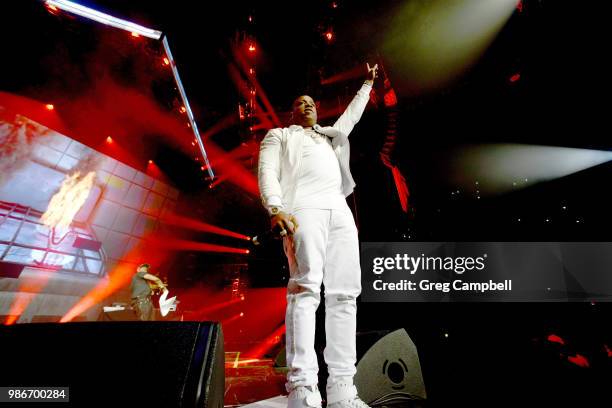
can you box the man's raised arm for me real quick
[332,63,378,137]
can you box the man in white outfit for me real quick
[258,63,378,408]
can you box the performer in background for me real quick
[258,63,378,408]
[130,263,166,321]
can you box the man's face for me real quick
[137,266,150,274]
[292,95,317,127]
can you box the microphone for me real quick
[252,225,286,246]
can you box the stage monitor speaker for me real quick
[354,329,426,407]
[0,321,224,408]
[304,329,426,406]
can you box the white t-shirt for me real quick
[292,128,348,211]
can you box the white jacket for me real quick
[258,82,372,214]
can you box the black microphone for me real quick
[252,225,285,246]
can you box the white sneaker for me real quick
[287,385,323,408]
[326,382,370,408]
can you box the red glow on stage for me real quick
[131,32,140,38]
[510,73,521,83]
[146,159,170,182]
[332,2,338,8]
[245,324,286,358]
[248,44,256,52]
[567,354,589,368]
[163,57,170,66]
[223,313,244,326]
[106,136,113,143]
[321,65,366,85]
[384,88,398,107]
[516,1,523,12]
[45,104,54,111]
[180,106,187,114]
[160,213,250,241]
[148,237,249,254]
[228,51,282,128]
[605,344,612,358]
[4,271,53,325]
[391,166,410,213]
[547,334,565,345]
[324,31,334,42]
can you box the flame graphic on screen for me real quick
[41,171,96,229]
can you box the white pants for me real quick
[283,208,361,390]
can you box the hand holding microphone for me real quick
[252,212,298,246]
[270,211,298,237]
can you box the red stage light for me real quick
[163,57,170,66]
[148,159,153,164]
[325,31,334,42]
[248,44,256,52]
[510,73,521,83]
[180,106,187,113]
[45,104,54,111]
[248,15,253,23]
[332,2,338,9]
[131,32,140,38]
[106,136,113,143]
[240,312,244,317]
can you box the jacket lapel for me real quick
[314,124,348,149]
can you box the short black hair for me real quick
[138,263,151,270]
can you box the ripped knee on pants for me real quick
[288,281,314,295]
[333,294,357,303]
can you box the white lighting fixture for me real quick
[45,0,162,39]
[43,0,215,179]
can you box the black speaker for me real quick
[0,322,224,408]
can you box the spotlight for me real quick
[324,31,334,42]
[131,32,140,38]
[45,104,54,111]
[106,136,113,143]
[248,44,256,52]
[148,160,153,164]
[163,57,170,66]
[180,106,187,113]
